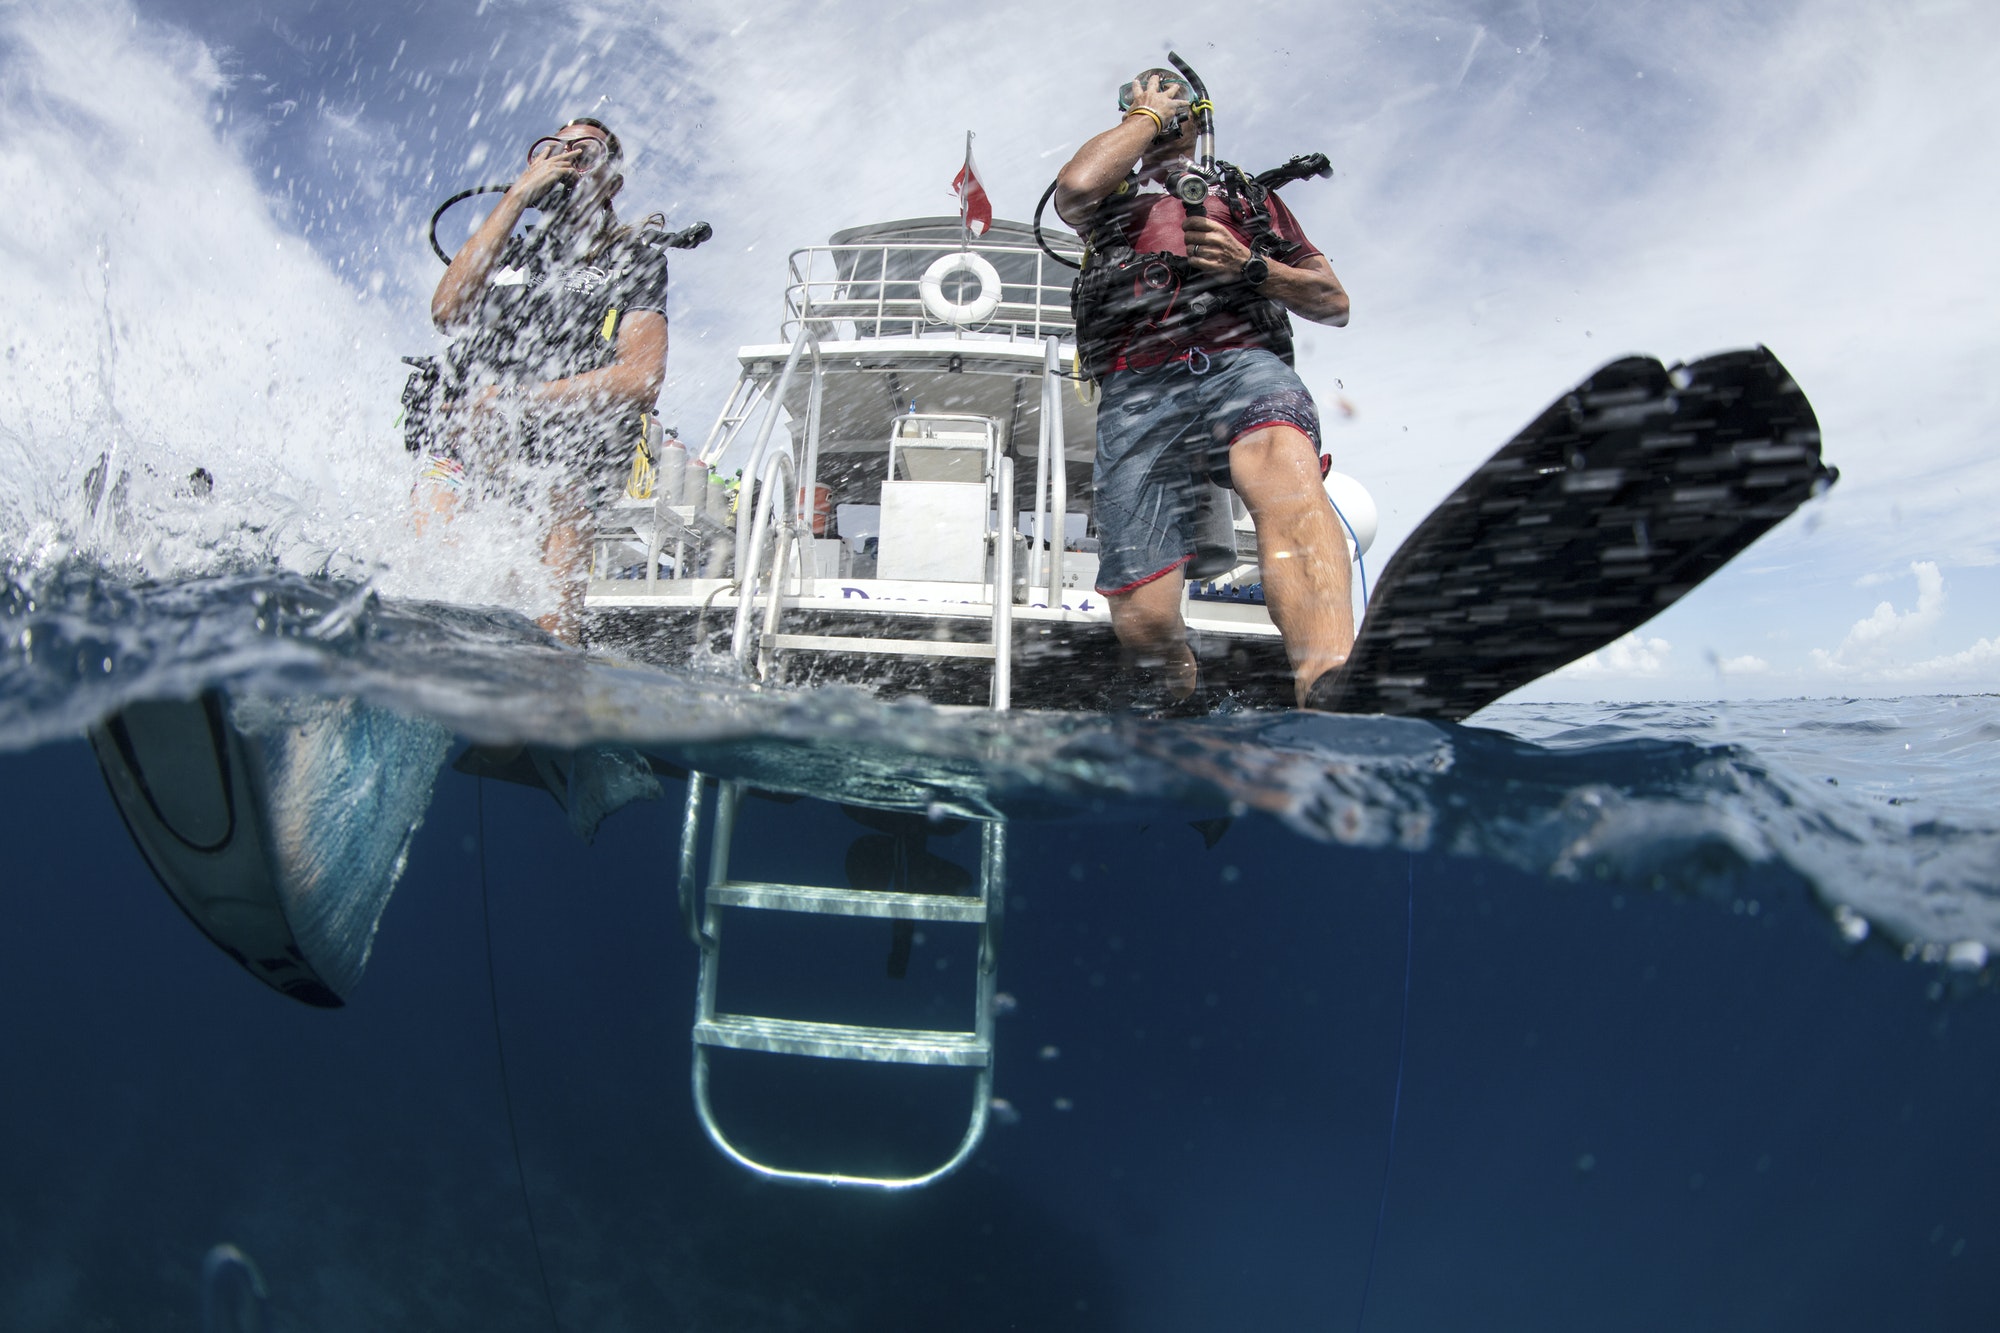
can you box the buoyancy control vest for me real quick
[1071,161,1298,382]
[401,220,676,455]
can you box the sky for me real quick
[0,0,1994,698]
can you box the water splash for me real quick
[4,567,1996,968]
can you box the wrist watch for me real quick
[1240,255,1270,288]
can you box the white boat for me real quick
[584,214,1375,711]
[578,218,1379,1186]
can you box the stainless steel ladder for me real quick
[677,776,1005,1188]
[734,453,1018,711]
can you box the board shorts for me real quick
[1091,347,1324,595]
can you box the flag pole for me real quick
[961,131,974,254]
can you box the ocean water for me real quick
[2,566,1997,1331]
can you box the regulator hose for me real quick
[430,186,714,263]
[428,183,515,264]
[1032,178,1082,271]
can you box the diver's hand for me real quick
[1125,73,1189,127]
[510,146,584,210]
[1183,216,1251,275]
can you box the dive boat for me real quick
[583,215,1377,711]
[572,215,1831,1191]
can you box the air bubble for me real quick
[1945,940,1989,972]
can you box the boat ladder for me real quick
[732,447,1018,711]
[676,776,1005,1188]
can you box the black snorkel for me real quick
[1161,52,1219,216]
[1167,51,1215,179]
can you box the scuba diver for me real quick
[1053,62,1354,709]
[422,116,670,643]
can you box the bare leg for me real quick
[1227,425,1354,705]
[538,488,592,645]
[410,478,460,538]
[1105,565,1197,701]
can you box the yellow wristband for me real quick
[1124,106,1165,133]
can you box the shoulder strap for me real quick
[1082,175,1148,263]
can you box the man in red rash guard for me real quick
[1055,71,1353,709]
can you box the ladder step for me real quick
[695,1014,991,1067]
[766,633,997,660]
[710,880,988,923]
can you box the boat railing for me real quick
[709,326,1076,621]
[781,241,1078,344]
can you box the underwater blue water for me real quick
[1,568,1996,1330]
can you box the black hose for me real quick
[1032,179,1082,271]
[659,220,714,250]
[1255,153,1333,191]
[434,188,714,263]
[428,183,514,263]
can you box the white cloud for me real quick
[1555,634,1673,679]
[1803,559,1997,690]
[1717,655,1770,676]
[1811,561,1947,669]
[1869,635,2000,685]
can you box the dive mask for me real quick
[1116,71,1192,113]
[528,135,612,171]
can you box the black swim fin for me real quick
[1308,347,1832,720]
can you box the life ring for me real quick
[919,251,1003,326]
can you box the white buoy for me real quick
[1324,471,1378,557]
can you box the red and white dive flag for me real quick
[952,132,992,238]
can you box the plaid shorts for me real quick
[1091,348,1323,594]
